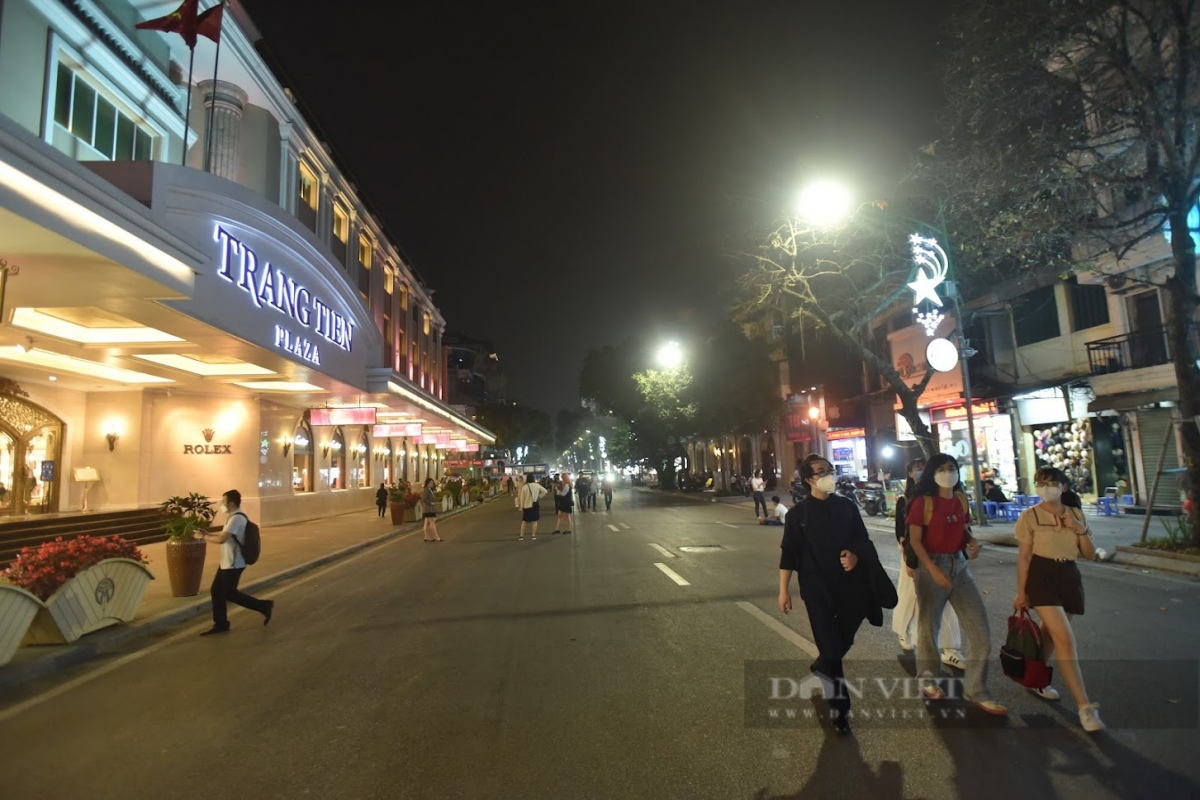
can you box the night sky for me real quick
[240,0,950,413]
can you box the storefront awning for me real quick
[1089,387,1177,412]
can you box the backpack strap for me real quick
[230,510,247,550]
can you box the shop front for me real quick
[826,427,867,479]
[0,122,492,524]
[929,400,1017,496]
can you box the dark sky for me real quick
[240,0,951,413]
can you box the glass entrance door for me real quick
[0,430,15,514]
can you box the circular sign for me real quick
[926,338,959,372]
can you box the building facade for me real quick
[0,0,492,523]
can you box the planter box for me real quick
[23,559,155,645]
[0,584,45,665]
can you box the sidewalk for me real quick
[0,495,504,691]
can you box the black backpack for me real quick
[232,511,261,565]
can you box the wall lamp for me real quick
[105,431,119,451]
[282,435,293,457]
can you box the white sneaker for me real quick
[898,634,913,652]
[940,649,966,670]
[1079,703,1106,733]
[1029,686,1060,701]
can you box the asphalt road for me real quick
[2,488,1198,799]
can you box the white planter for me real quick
[23,559,155,645]
[0,584,45,665]
[442,496,452,512]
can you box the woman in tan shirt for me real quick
[1013,466,1103,732]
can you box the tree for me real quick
[476,403,553,463]
[737,210,941,458]
[932,0,1200,544]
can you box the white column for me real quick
[199,80,248,181]
[278,122,299,214]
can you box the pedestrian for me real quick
[576,473,592,512]
[195,489,273,636]
[602,473,615,510]
[376,481,388,518]
[892,458,966,670]
[751,469,767,519]
[553,472,574,535]
[422,477,442,542]
[778,454,890,735]
[1014,466,1105,732]
[759,494,787,525]
[906,453,1005,715]
[519,476,548,540]
[983,479,1009,504]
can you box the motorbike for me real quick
[835,476,860,507]
[858,480,888,517]
[790,479,806,506]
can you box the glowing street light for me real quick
[795,180,852,227]
[657,341,683,370]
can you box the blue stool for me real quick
[1100,497,1117,516]
[1001,503,1019,522]
[1013,494,1028,508]
[1028,496,1041,506]
[984,501,1000,518]
[1120,495,1134,506]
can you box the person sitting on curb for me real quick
[759,495,788,526]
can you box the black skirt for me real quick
[1027,555,1084,615]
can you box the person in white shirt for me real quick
[194,489,273,636]
[760,495,788,525]
[751,470,768,519]
[519,478,549,540]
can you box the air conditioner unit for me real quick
[1105,273,1129,293]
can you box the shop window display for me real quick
[1033,421,1093,494]
[292,423,313,493]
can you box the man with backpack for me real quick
[195,489,273,636]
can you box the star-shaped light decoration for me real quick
[908,270,945,308]
[907,233,950,314]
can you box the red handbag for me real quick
[999,608,1053,689]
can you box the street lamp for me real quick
[795,180,853,227]
[657,341,683,370]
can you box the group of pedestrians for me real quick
[513,471,619,540]
[778,451,1104,735]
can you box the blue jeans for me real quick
[916,553,994,701]
[753,491,767,517]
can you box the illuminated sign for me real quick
[909,234,948,336]
[214,225,355,364]
[931,401,998,422]
[310,407,377,426]
[826,427,866,441]
[373,423,423,437]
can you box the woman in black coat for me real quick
[375,482,388,518]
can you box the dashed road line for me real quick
[649,543,676,558]
[619,523,631,530]
[654,562,690,586]
[718,522,737,529]
[607,524,620,532]
[736,601,819,657]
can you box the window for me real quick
[1013,285,1062,346]
[1069,278,1110,331]
[54,62,156,161]
[298,162,318,231]
[384,269,394,295]
[292,422,313,493]
[398,330,407,373]
[328,429,346,490]
[357,235,372,296]
[331,205,349,264]
[383,315,393,366]
[400,285,409,311]
[354,432,370,488]
[423,312,431,336]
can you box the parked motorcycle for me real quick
[835,476,860,507]
[858,480,888,517]
[790,479,806,506]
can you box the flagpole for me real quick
[181,45,195,167]
[203,3,223,173]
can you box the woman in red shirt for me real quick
[906,453,1006,715]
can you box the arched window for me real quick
[382,438,393,485]
[356,431,370,488]
[292,421,313,493]
[329,428,345,490]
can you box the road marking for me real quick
[619,523,631,530]
[718,522,737,528]
[0,530,408,723]
[736,601,820,658]
[608,525,620,532]
[649,543,676,558]
[654,562,690,586]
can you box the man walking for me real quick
[778,454,886,735]
[196,489,273,636]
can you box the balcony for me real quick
[1087,325,1198,375]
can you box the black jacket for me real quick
[780,494,897,626]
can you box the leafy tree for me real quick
[932,0,1200,543]
[476,403,553,463]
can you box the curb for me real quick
[0,497,497,692]
[1113,546,1200,577]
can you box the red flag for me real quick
[197,3,224,44]
[136,0,201,49]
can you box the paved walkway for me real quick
[0,493,510,690]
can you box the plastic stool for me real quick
[1002,503,1019,522]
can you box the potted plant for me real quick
[446,478,463,507]
[4,535,152,645]
[160,493,216,597]
[387,480,417,524]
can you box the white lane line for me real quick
[0,530,407,723]
[718,522,737,529]
[654,562,690,586]
[736,601,820,658]
[649,543,676,558]
[607,524,620,532]
[619,523,631,530]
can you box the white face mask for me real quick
[934,470,959,489]
[1036,486,1062,503]
[219,504,228,514]
[814,474,837,494]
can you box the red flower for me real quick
[3,535,148,600]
